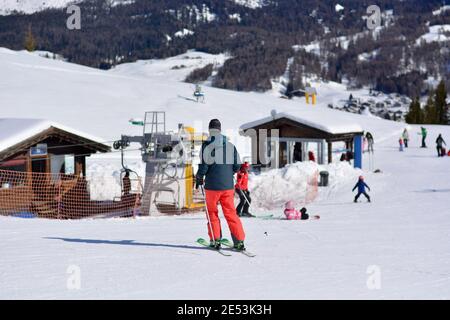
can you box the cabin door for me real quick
[31,158,47,173]
[279,141,288,168]
[30,157,49,199]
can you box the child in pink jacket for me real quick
[284,201,320,220]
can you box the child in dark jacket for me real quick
[353,176,371,203]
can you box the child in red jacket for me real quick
[235,162,254,217]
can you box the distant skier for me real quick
[352,176,371,203]
[399,137,404,152]
[308,151,316,162]
[235,162,254,218]
[402,128,409,148]
[420,127,427,148]
[284,201,320,220]
[196,119,246,251]
[365,132,374,153]
[436,134,446,157]
[193,84,205,103]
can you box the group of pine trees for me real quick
[405,81,449,125]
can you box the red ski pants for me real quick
[205,189,245,242]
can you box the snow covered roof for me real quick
[240,111,363,135]
[0,118,109,154]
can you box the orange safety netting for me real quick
[0,169,142,219]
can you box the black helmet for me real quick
[208,119,221,131]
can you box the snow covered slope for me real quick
[1,124,450,299]
[416,24,450,45]
[0,0,134,15]
[111,50,228,83]
[0,47,404,150]
[0,0,77,15]
[1,47,449,299]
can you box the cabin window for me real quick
[0,159,27,172]
[50,154,75,175]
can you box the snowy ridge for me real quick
[0,0,78,15]
[110,50,229,83]
[0,0,135,15]
[416,24,450,45]
[432,5,450,16]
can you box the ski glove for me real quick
[195,176,204,189]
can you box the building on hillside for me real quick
[240,110,364,169]
[0,118,110,176]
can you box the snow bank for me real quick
[250,161,361,210]
[85,162,122,201]
[86,158,145,201]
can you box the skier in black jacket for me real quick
[195,119,246,251]
[436,134,446,157]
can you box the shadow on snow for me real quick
[44,237,206,251]
[414,189,450,193]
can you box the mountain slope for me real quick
[0,0,78,15]
[1,47,450,300]
[0,0,448,96]
[0,47,404,146]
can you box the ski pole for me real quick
[240,189,252,208]
[200,185,217,242]
[233,177,252,210]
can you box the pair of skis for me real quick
[196,238,256,257]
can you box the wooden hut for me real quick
[240,111,364,169]
[0,119,136,219]
[0,118,110,176]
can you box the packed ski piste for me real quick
[0,48,449,300]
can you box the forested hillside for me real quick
[1,0,448,97]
